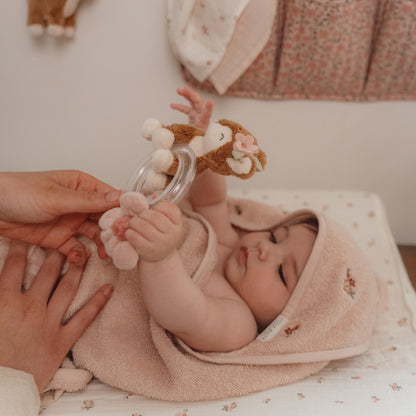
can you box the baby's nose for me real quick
[258,241,272,261]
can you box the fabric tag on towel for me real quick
[257,315,288,342]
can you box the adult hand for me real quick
[170,86,213,131]
[0,240,113,393]
[0,170,121,264]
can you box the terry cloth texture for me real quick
[0,198,384,402]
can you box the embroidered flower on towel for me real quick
[233,133,259,155]
[284,324,300,337]
[343,268,356,299]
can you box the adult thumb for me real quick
[54,189,122,214]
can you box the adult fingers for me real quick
[59,284,113,349]
[51,188,122,216]
[47,259,87,326]
[57,237,90,266]
[52,170,115,193]
[77,219,101,241]
[0,240,28,291]
[27,250,65,301]
[96,242,109,259]
[80,215,108,259]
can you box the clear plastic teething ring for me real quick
[126,143,196,207]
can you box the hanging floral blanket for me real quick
[167,0,416,101]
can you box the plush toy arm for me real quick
[27,0,45,35]
[63,0,81,17]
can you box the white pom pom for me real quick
[64,27,75,38]
[144,170,167,191]
[152,149,174,173]
[47,24,65,37]
[120,192,149,216]
[101,229,118,254]
[112,242,139,270]
[142,118,162,140]
[98,207,122,229]
[152,128,175,149]
[28,24,44,36]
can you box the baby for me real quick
[127,87,317,352]
[13,88,382,402]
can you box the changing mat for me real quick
[41,189,416,415]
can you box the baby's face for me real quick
[224,223,316,329]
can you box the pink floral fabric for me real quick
[182,0,416,101]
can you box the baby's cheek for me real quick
[111,216,131,241]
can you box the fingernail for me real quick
[103,284,114,298]
[106,190,121,204]
[67,244,89,266]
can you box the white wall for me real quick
[1,1,415,244]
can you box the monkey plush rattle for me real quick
[99,117,266,270]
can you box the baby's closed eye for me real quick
[278,264,287,286]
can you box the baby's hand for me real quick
[170,87,213,131]
[125,201,183,263]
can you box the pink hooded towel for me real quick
[0,197,384,401]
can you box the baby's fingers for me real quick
[126,215,163,243]
[152,201,182,227]
[125,228,152,252]
[177,86,203,107]
[129,204,179,234]
[170,103,191,115]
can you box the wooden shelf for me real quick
[398,245,416,290]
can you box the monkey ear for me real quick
[226,157,253,176]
